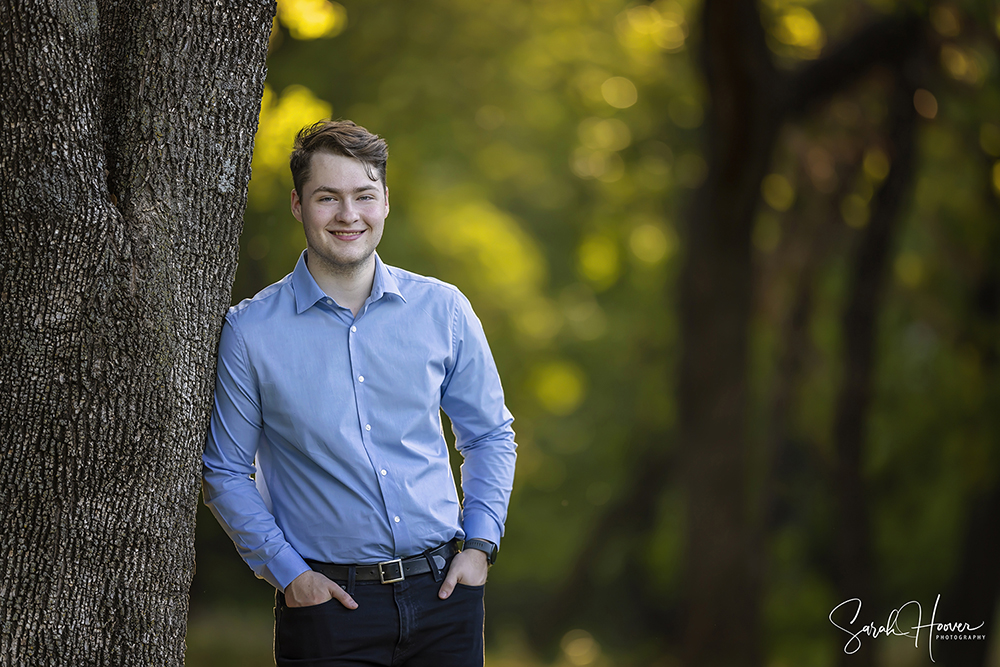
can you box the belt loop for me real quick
[425,548,443,582]
[347,565,357,596]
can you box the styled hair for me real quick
[290,119,389,195]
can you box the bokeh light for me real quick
[533,361,587,416]
[249,85,332,210]
[277,0,347,40]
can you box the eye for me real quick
[359,194,375,201]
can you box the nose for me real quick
[336,199,359,223]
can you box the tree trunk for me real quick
[678,2,779,664]
[0,1,273,664]
[830,63,919,667]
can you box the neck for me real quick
[305,251,376,317]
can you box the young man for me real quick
[203,120,517,666]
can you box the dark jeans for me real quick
[274,570,485,666]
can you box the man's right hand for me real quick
[284,570,358,609]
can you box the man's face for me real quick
[291,151,389,276]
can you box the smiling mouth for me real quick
[330,230,365,238]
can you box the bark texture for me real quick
[0,1,273,664]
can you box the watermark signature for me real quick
[829,594,986,662]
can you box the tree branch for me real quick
[787,13,924,118]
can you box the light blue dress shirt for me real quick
[202,251,517,591]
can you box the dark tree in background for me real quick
[679,3,924,666]
[0,1,273,664]
[678,1,1000,666]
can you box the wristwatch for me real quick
[462,538,498,565]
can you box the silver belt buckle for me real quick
[378,558,404,584]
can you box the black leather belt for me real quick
[305,541,456,584]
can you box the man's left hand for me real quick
[438,548,488,599]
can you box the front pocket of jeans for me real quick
[284,596,344,613]
[454,582,486,592]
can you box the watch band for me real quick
[462,538,498,565]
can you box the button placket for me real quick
[345,304,408,546]
[349,321,371,438]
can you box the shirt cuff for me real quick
[461,511,503,550]
[265,545,312,592]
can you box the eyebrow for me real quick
[310,184,380,197]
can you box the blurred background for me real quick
[186,0,1000,665]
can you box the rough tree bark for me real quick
[0,1,273,664]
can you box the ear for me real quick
[290,188,303,222]
[384,186,389,215]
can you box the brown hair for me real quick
[290,119,389,195]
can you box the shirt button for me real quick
[394,516,400,523]
[358,375,364,382]
[351,326,357,333]
[380,469,387,476]
[365,424,371,431]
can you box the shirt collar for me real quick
[292,250,406,314]
[371,253,406,304]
